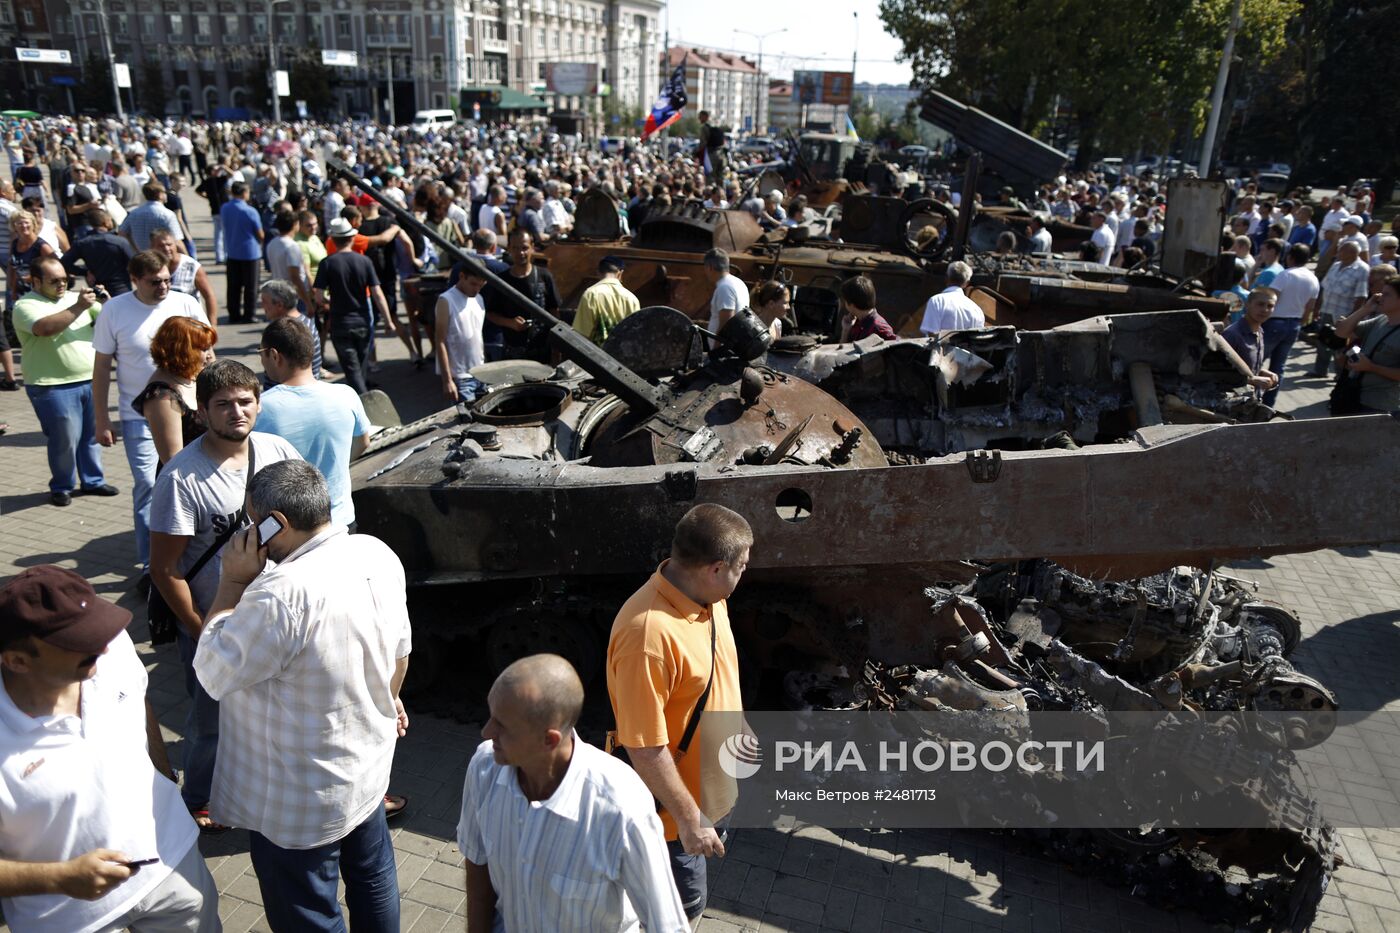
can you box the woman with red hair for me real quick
[134,317,217,466]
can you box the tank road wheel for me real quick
[486,616,605,686]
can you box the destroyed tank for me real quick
[331,154,1400,683]
[539,98,1231,340]
[333,161,1399,931]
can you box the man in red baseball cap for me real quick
[0,566,219,932]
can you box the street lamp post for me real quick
[269,0,292,125]
[734,27,786,136]
[94,0,125,121]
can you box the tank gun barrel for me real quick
[325,158,669,417]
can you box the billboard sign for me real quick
[16,48,72,65]
[321,49,359,68]
[544,62,599,96]
[792,70,853,106]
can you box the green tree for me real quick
[138,60,168,116]
[287,46,335,116]
[1293,0,1400,198]
[75,52,114,114]
[878,0,1298,168]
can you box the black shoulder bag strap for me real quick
[183,443,256,583]
[675,612,717,760]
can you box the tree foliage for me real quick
[288,46,335,116]
[138,61,167,116]
[878,0,1298,166]
[1292,0,1400,196]
[75,52,114,115]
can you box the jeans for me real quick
[226,258,260,323]
[1261,317,1302,408]
[97,841,222,933]
[175,629,220,810]
[667,816,730,922]
[211,214,225,264]
[331,329,372,396]
[249,804,399,933]
[454,375,486,402]
[26,381,104,493]
[121,418,158,567]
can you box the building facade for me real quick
[767,79,798,132]
[0,0,661,125]
[664,45,764,133]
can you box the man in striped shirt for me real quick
[458,654,688,933]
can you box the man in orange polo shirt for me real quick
[607,503,751,926]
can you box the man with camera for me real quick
[1332,275,1400,414]
[194,460,412,933]
[12,256,117,508]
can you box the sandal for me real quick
[190,807,231,835]
[384,793,408,820]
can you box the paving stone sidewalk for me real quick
[1,205,1398,931]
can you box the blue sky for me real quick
[666,0,915,87]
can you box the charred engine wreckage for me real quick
[788,561,1336,932]
[330,160,1395,932]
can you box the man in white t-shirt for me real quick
[477,184,508,237]
[1318,195,1350,260]
[1260,243,1319,407]
[92,250,209,569]
[436,267,488,403]
[919,261,986,333]
[1089,211,1116,265]
[704,248,750,334]
[0,566,217,933]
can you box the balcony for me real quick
[366,32,410,45]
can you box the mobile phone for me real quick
[125,857,159,867]
[256,514,285,547]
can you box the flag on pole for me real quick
[845,113,860,142]
[643,65,688,139]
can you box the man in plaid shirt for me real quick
[193,460,411,932]
[1311,240,1370,377]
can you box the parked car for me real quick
[1256,172,1290,195]
[738,136,776,155]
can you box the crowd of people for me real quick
[0,109,1396,933]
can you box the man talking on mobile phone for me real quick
[193,460,412,933]
[0,566,219,932]
[149,360,301,835]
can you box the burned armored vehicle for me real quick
[331,156,1400,680]
[540,91,1231,337]
[336,161,1394,930]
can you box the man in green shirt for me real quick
[13,255,118,506]
[571,256,640,346]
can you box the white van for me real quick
[411,109,456,133]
